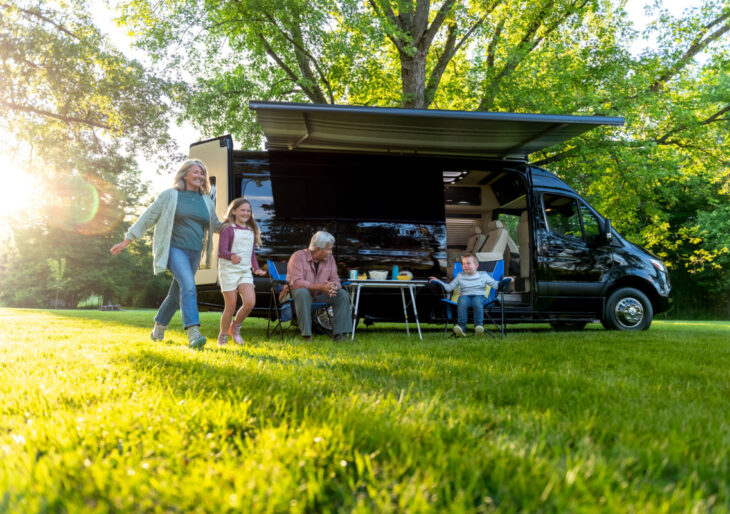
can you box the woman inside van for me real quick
[110,159,223,349]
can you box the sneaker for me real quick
[150,322,166,341]
[475,325,484,335]
[186,325,206,349]
[332,333,349,342]
[453,325,466,337]
[302,335,312,342]
[217,332,228,346]
[231,322,244,345]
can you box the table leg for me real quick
[400,287,410,336]
[351,285,362,340]
[409,285,423,340]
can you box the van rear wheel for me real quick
[312,306,334,336]
[603,287,652,331]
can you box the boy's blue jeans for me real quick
[457,294,485,329]
[155,246,202,329]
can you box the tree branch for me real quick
[649,11,730,92]
[1,1,82,40]
[478,0,589,111]
[255,33,319,101]
[0,99,109,129]
[655,105,730,144]
[369,0,407,53]
[422,0,458,48]
[425,14,487,107]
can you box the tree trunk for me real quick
[400,49,428,108]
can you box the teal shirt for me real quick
[170,190,210,251]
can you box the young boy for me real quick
[429,254,513,336]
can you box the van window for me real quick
[269,153,444,222]
[542,193,603,243]
[579,204,601,243]
[543,194,582,239]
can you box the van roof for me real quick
[249,101,623,160]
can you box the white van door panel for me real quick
[190,136,231,286]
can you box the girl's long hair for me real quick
[223,198,261,245]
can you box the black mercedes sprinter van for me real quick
[192,102,671,331]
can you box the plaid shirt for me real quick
[287,249,341,294]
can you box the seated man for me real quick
[287,231,352,341]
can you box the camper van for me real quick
[192,102,671,331]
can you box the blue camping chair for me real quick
[440,259,507,339]
[266,260,332,339]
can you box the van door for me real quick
[189,136,232,286]
[535,192,613,311]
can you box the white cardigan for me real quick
[125,188,223,275]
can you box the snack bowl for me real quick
[368,270,389,280]
[397,271,414,280]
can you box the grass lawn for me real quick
[1,308,729,512]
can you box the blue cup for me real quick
[391,265,399,280]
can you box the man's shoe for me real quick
[332,333,349,342]
[453,325,466,337]
[475,325,484,335]
[302,335,312,342]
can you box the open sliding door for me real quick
[189,135,233,286]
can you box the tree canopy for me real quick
[0,0,174,308]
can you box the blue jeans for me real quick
[457,294,485,329]
[155,246,202,329]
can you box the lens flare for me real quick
[48,174,123,235]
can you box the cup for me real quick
[349,269,358,280]
[391,265,399,280]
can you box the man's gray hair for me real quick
[309,231,335,251]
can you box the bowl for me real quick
[397,271,414,280]
[368,270,389,280]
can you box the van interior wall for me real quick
[444,168,527,272]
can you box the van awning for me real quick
[249,101,623,159]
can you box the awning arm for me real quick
[288,113,310,150]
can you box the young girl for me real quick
[217,198,266,345]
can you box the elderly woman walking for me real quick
[111,159,223,348]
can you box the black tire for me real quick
[603,287,653,331]
[312,305,334,335]
[550,321,588,332]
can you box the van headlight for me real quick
[649,258,667,273]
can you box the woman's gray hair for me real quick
[309,231,335,251]
[173,159,210,195]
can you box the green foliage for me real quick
[0,0,175,157]
[1,309,730,511]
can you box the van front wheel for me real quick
[603,287,653,331]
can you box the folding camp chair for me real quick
[440,259,507,339]
[266,260,332,340]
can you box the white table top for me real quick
[345,279,429,287]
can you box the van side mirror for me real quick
[603,218,613,243]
